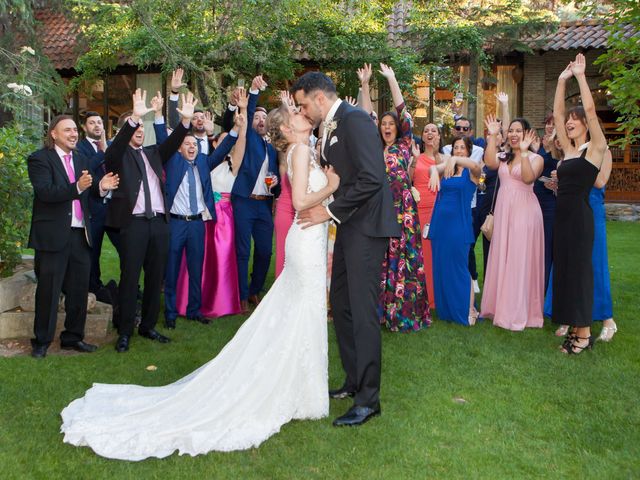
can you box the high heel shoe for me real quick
[561,335,594,355]
[555,325,569,337]
[598,321,617,342]
[468,309,479,326]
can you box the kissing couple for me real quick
[60,72,399,460]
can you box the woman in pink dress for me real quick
[411,123,442,310]
[480,116,545,331]
[274,156,295,277]
[274,91,297,278]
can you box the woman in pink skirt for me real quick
[480,116,545,331]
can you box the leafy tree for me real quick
[67,0,415,110]
[578,0,640,146]
[406,0,557,123]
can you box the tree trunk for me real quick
[195,72,211,109]
[467,51,479,128]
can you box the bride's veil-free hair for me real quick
[266,105,292,152]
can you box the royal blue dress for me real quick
[544,186,612,320]
[428,169,476,325]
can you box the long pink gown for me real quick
[176,193,241,318]
[274,174,295,278]
[480,162,544,330]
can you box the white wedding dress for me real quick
[60,144,329,460]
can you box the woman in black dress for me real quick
[552,53,608,354]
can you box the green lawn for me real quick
[1,222,639,479]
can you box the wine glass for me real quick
[265,171,275,193]
[478,172,487,193]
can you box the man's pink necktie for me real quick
[63,154,83,222]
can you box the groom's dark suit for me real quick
[323,101,400,409]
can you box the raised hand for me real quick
[171,68,186,92]
[176,91,198,122]
[570,53,586,76]
[251,75,267,92]
[228,87,240,106]
[77,170,92,192]
[520,129,536,153]
[344,95,358,107]
[131,89,153,122]
[234,112,246,130]
[530,131,541,153]
[204,111,215,136]
[484,114,501,136]
[236,87,249,109]
[279,90,295,112]
[150,91,164,114]
[411,139,421,160]
[324,165,340,192]
[428,166,440,192]
[378,63,395,80]
[356,63,372,85]
[99,172,119,191]
[559,62,574,81]
[495,92,508,105]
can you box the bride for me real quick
[60,104,340,461]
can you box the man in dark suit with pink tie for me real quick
[27,115,119,358]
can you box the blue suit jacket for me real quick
[76,138,109,214]
[154,122,237,221]
[230,92,279,198]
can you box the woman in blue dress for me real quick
[428,137,481,325]
[545,148,616,341]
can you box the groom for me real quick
[293,72,400,426]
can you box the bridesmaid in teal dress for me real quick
[428,137,481,325]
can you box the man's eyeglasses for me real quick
[454,125,470,132]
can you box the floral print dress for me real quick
[378,104,431,332]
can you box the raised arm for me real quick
[496,92,510,134]
[483,114,501,170]
[230,87,249,176]
[357,63,374,115]
[290,145,339,211]
[571,53,607,164]
[151,91,168,144]
[519,130,544,184]
[379,63,404,109]
[594,148,612,188]
[158,91,196,161]
[553,63,574,155]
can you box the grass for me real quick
[1,222,639,479]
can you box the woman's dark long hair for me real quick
[500,117,533,164]
[449,137,472,175]
[421,124,443,154]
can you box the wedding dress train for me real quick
[60,144,329,460]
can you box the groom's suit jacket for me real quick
[324,102,400,238]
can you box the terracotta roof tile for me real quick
[527,20,638,51]
[34,9,83,70]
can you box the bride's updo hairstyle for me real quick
[266,105,291,152]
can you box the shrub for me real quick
[0,124,38,276]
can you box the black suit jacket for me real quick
[104,120,189,229]
[324,102,400,238]
[27,147,97,251]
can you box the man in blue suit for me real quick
[153,93,246,328]
[224,75,279,312]
[76,111,121,300]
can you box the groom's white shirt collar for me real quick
[322,98,342,225]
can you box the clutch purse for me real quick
[481,178,499,241]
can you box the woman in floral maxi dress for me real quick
[358,62,430,332]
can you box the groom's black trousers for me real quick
[330,223,388,409]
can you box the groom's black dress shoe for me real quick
[61,340,98,353]
[164,318,176,329]
[332,404,381,427]
[138,328,170,343]
[115,335,130,353]
[31,344,48,359]
[329,387,356,399]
